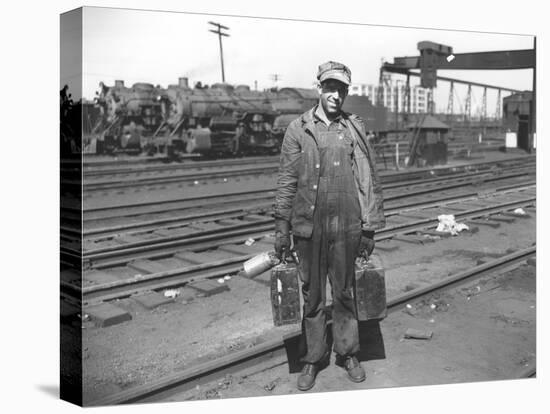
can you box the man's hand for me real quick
[274,219,291,260]
[357,230,375,259]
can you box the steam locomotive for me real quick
[84,77,387,156]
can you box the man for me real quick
[274,61,385,391]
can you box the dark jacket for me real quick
[274,107,385,238]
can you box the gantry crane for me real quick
[380,41,536,153]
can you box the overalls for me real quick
[294,120,362,364]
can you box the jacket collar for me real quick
[301,105,350,132]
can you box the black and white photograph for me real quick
[57,4,541,407]
[5,1,546,413]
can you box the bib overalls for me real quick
[294,121,362,364]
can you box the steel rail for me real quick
[74,182,535,263]
[80,154,533,178]
[80,164,280,191]
[87,246,535,406]
[74,163,534,226]
[59,173,532,240]
[80,157,534,190]
[69,187,535,275]
[75,171,534,239]
[72,157,535,219]
[81,155,280,177]
[64,190,535,303]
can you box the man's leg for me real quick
[327,226,366,382]
[294,235,328,364]
[328,232,360,358]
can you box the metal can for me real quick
[354,253,387,321]
[270,258,301,326]
[241,251,279,279]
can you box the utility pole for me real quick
[208,21,230,83]
[481,87,487,122]
[447,81,454,118]
[495,89,502,119]
[465,84,472,122]
[447,81,454,128]
[269,74,282,89]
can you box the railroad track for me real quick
[65,159,535,228]
[81,155,279,176]
[87,246,535,406]
[65,167,535,244]
[74,155,534,195]
[81,164,280,192]
[60,184,535,305]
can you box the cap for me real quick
[317,61,351,85]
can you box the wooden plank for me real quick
[85,303,132,327]
[113,234,151,245]
[489,215,516,223]
[128,259,170,275]
[216,219,243,227]
[419,230,452,238]
[467,219,501,228]
[218,243,266,255]
[153,227,199,237]
[173,251,210,264]
[241,214,269,222]
[83,270,120,285]
[132,291,174,309]
[188,222,225,231]
[188,279,229,296]
[392,234,434,244]
[501,211,531,219]
[399,211,434,220]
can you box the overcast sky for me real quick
[71,7,534,113]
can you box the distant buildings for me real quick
[349,80,429,113]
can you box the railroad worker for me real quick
[274,61,385,391]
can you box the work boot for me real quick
[344,356,366,383]
[297,363,318,391]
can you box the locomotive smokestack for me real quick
[115,80,124,87]
[178,77,189,88]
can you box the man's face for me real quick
[318,79,348,116]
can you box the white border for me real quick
[2,1,546,413]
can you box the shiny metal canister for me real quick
[241,251,279,278]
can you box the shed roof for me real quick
[407,115,450,130]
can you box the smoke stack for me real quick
[178,77,189,88]
[115,80,124,87]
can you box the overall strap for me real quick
[344,117,371,160]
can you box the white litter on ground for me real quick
[244,238,255,246]
[163,289,180,298]
[217,278,225,284]
[436,214,469,236]
[513,208,527,215]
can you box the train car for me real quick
[94,80,164,153]
[155,78,285,155]
[88,78,388,156]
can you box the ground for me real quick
[81,188,536,404]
